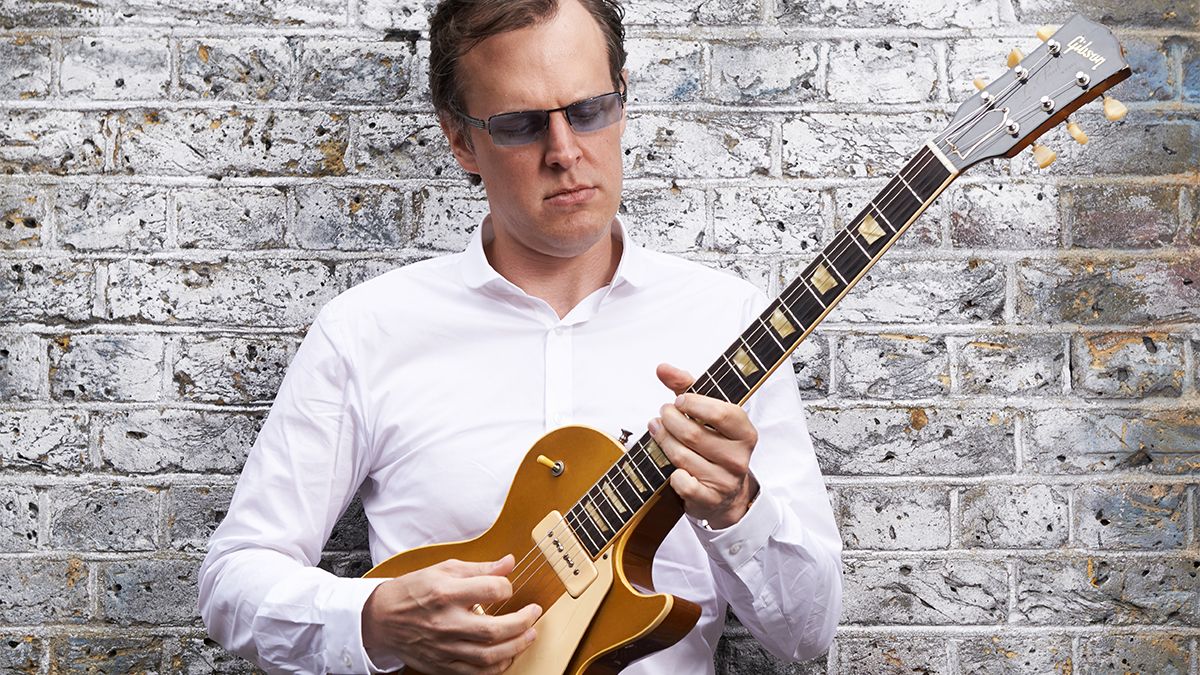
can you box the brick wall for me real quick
[0,0,1196,672]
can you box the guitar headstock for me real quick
[939,15,1131,173]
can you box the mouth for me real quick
[545,185,596,206]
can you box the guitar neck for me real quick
[567,142,961,557]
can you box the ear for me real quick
[439,113,481,175]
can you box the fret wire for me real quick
[634,441,667,479]
[799,277,829,309]
[699,370,731,402]
[869,202,895,233]
[738,335,767,370]
[845,227,872,257]
[779,298,806,330]
[605,473,636,513]
[896,173,922,201]
[818,251,849,285]
[628,452,656,489]
[569,506,602,553]
[585,491,618,533]
[719,352,750,389]
[757,315,787,351]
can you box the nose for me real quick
[543,110,582,169]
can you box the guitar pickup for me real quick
[532,511,598,598]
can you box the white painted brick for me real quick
[178,38,293,101]
[948,182,1059,248]
[60,37,170,100]
[782,112,946,178]
[709,42,820,103]
[293,185,412,251]
[625,39,703,104]
[826,40,939,104]
[175,186,287,250]
[620,185,707,253]
[297,39,416,103]
[625,113,772,178]
[776,0,998,29]
[0,409,90,473]
[712,186,823,255]
[53,183,169,252]
[0,110,107,175]
[353,112,463,179]
[48,333,163,402]
[0,183,45,249]
[412,185,488,251]
[836,485,952,550]
[0,36,52,100]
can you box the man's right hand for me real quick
[361,555,542,674]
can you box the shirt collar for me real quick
[459,214,652,292]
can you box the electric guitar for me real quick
[364,16,1131,674]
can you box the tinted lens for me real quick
[487,111,549,146]
[566,92,623,132]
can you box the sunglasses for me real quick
[457,88,627,146]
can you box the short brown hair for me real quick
[429,0,626,138]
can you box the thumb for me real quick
[656,363,695,396]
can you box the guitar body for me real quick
[364,426,702,674]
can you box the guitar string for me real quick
[485,66,1082,614]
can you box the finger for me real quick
[656,363,695,396]
[439,554,515,579]
[438,574,514,607]
[668,467,725,510]
[648,417,721,481]
[672,394,756,443]
[444,625,537,667]
[454,603,542,643]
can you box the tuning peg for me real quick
[1102,95,1128,121]
[1030,143,1057,169]
[1007,48,1025,68]
[973,78,987,91]
[1036,25,1057,42]
[1066,119,1089,145]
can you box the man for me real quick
[198,0,842,672]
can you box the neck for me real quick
[484,221,623,318]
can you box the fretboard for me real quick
[566,142,958,557]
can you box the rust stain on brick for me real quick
[13,35,31,46]
[197,44,210,63]
[54,335,71,352]
[65,557,84,587]
[880,333,929,342]
[1084,332,1167,368]
[1086,558,1101,587]
[967,341,1006,350]
[318,139,348,175]
[908,408,928,431]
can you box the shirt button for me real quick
[728,543,743,555]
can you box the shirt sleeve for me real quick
[685,296,843,663]
[197,301,399,674]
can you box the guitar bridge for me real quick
[532,511,598,598]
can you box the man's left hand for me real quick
[649,363,759,530]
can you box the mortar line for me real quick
[1006,559,1017,624]
[1071,636,1081,674]
[947,638,959,675]
[1190,637,1197,675]
[949,487,961,549]
[1066,486,1076,547]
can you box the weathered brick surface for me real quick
[959,485,1069,548]
[171,333,296,403]
[842,558,1008,625]
[0,634,41,673]
[0,110,107,175]
[777,0,997,29]
[96,409,261,473]
[0,259,96,323]
[1070,332,1185,398]
[1015,557,1197,625]
[833,636,949,674]
[949,183,1059,249]
[0,333,43,400]
[105,258,337,326]
[178,38,293,101]
[0,485,39,552]
[1074,483,1189,549]
[46,485,160,551]
[0,2,1194,674]
[0,409,90,473]
[48,333,163,402]
[956,635,1073,675]
[101,558,202,625]
[1077,634,1191,675]
[111,109,350,177]
[166,485,234,552]
[0,36,52,100]
[835,333,949,399]
[836,485,951,550]
[809,405,1017,476]
[954,334,1065,396]
[60,37,170,100]
[0,183,44,249]
[1015,257,1199,325]
[175,186,287,250]
[50,636,162,673]
[1064,183,1193,249]
[1025,407,1200,475]
[0,558,89,624]
[297,39,415,103]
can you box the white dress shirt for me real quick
[198,218,843,674]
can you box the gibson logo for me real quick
[1065,35,1106,71]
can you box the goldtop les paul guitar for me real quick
[364,15,1132,674]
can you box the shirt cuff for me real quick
[686,489,783,572]
[316,575,398,674]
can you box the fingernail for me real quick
[648,418,661,435]
[675,394,686,408]
[531,604,543,618]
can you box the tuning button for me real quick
[973,78,987,91]
[1103,95,1128,121]
[1007,48,1025,68]
[1030,143,1057,169]
[1036,26,1057,42]
[1066,119,1089,145]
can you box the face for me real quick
[443,0,626,263]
